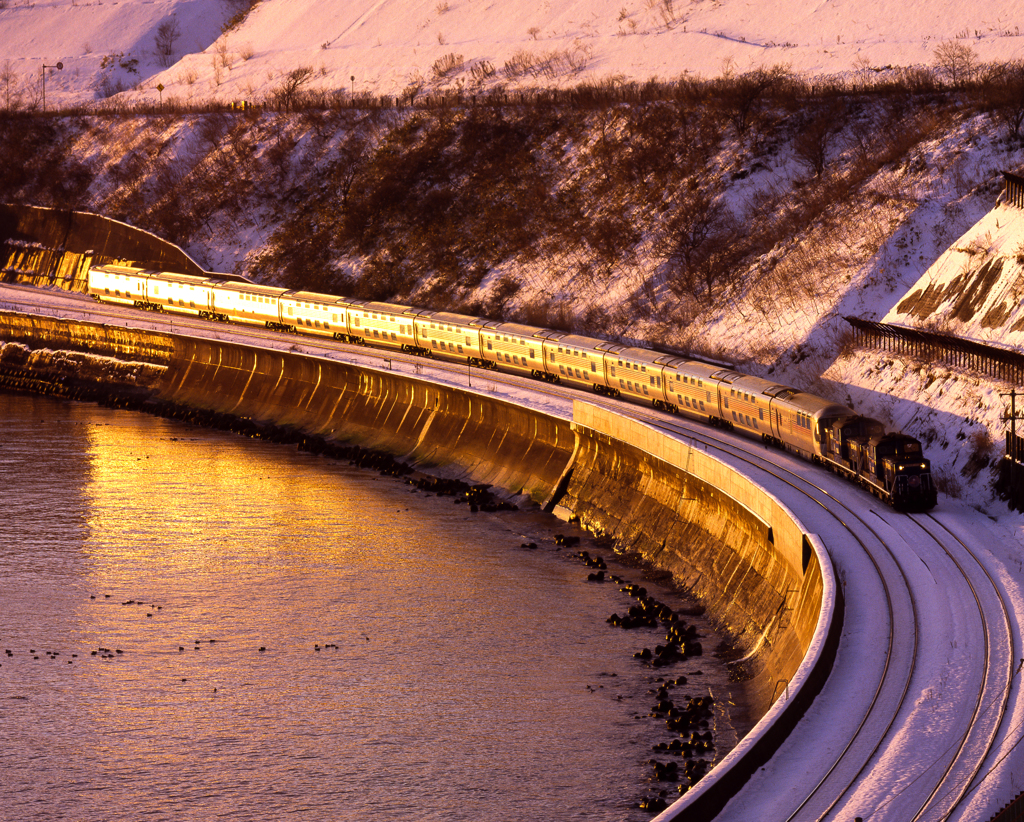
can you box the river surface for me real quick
[0,390,749,822]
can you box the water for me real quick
[0,390,748,822]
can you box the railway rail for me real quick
[0,283,1020,822]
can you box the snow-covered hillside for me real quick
[4,0,1024,108]
[4,0,1024,519]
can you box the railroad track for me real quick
[1,283,1019,822]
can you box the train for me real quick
[87,263,938,511]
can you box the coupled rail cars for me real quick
[87,263,938,511]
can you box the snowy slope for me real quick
[5,0,1024,107]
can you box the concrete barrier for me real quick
[0,310,842,821]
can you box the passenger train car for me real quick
[87,264,938,511]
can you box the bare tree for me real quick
[273,66,314,110]
[793,102,845,178]
[155,18,181,67]
[982,60,1024,141]
[719,64,794,136]
[0,59,22,110]
[658,181,738,296]
[933,40,979,88]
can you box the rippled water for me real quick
[0,390,748,821]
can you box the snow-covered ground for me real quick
[4,282,1024,821]
[3,0,1024,108]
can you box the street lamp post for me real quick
[41,61,63,112]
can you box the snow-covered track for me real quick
[1,284,1019,822]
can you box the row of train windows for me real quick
[432,340,465,354]
[795,413,812,430]
[301,318,331,330]
[371,329,398,341]
[620,379,648,394]
[729,388,757,404]
[561,365,590,380]
[558,347,588,358]
[242,293,271,304]
[732,411,760,429]
[676,395,707,412]
[487,341,536,358]
[676,375,703,387]
[617,360,646,372]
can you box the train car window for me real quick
[759,409,764,420]
[643,385,649,395]
[700,401,705,411]
[621,379,626,388]
[732,411,738,421]
[584,372,589,381]
[559,366,566,375]
[610,366,616,376]
[487,341,493,350]
[458,345,464,354]
[531,351,536,359]
[591,362,596,372]
[391,333,397,341]
[723,397,729,408]
[432,341,438,348]
[549,351,555,360]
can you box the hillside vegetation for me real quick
[4,67,1024,374]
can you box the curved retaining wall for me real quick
[0,311,842,822]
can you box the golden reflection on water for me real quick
[2,393,736,822]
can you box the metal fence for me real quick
[844,316,1024,384]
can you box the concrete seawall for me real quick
[0,311,842,821]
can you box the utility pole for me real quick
[1002,389,1024,509]
[41,61,63,112]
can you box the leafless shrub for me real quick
[933,466,963,498]
[155,18,181,67]
[221,0,260,34]
[432,52,464,79]
[469,60,495,83]
[503,50,536,78]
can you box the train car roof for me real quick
[774,393,856,419]
[611,345,671,366]
[491,321,559,339]
[550,333,623,353]
[213,280,290,296]
[419,310,490,326]
[358,300,421,316]
[202,271,252,284]
[724,372,799,398]
[668,360,727,379]
[286,290,365,308]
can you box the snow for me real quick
[5,282,1024,822]
[5,0,1024,818]
[4,0,1024,108]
